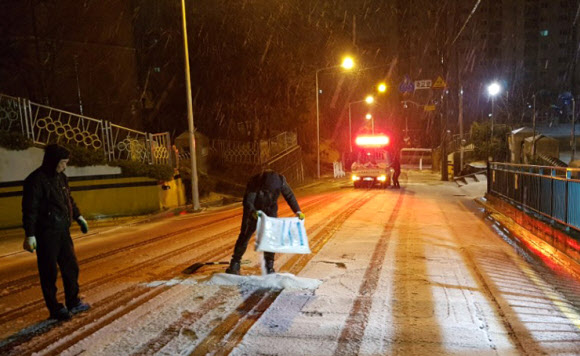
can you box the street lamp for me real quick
[181,0,200,210]
[348,95,374,152]
[487,82,501,161]
[377,83,387,93]
[316,56,355,178]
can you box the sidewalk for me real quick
[0,192,239,258]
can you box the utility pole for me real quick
[181,0,201,211]
[459,86,464,172]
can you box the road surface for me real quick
[1,170,579,355]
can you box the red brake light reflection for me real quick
[355,135,389,147]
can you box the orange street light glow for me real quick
[341,57,355,70]
[365,95,374,104]
[378,83,387,93]
[365,113,372,120]
[355,135,389,146]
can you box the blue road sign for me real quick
[399,75,414,93]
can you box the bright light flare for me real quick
[355,135,389,147]
[487,82,501,96]
[341,57,355,70]
[365,113,372,120]
[377,83,387,93]
[365,95,374,104]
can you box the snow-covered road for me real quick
[1,171,580,355]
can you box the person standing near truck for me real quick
[390,149,401,188]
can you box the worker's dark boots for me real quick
[264,259,275,274]
[225,259,241,275]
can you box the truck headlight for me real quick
[377,175,386,181]
[352,175,361,181]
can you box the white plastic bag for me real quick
[255,211,311,254]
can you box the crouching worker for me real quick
[22,144,91,321]
[226,168,304,275]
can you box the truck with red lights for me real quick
[351,134,392,188]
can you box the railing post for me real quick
[487,160,491,194]
[551,168,556,218]
[566,169,571,225]
[538,167,543,212]
[147,133,154,165]
[102,120,111,162]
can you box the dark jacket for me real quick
[22,146,80,237]
[243,170,300,217]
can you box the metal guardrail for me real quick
[488,162,580,232]
[0,94,171,166]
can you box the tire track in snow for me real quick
[439,200,528,354]
[0,193,339,354]
[333,190,404,356]
[121,193,354,355]
[188,191,375,356]
[131,287,239,356]
[0,209,242,298]
[0,195,330,298]
[0,195,331,325]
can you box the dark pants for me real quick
[232,210,275,263]
[393,169,400,187]
[36,229,80,314]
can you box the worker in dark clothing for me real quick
[391,150,401,188]
[226,168,304,275]
[22,144,91,321]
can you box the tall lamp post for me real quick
[316,57,355,178]
[487,82,501,161]
[181,0,200,210]
[348,95,374,152]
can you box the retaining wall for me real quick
[485,194,580,266]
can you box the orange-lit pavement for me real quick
[1,171,579,355]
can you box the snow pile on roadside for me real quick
[205,272,322,290]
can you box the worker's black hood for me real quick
[41,144,70,176]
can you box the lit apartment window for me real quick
[540,30,549,36]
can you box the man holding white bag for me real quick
[226,168,304,275]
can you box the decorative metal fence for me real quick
[488,162,580,232]
[267,145,304,186]
[211,131,298,165]
[0,94,171,166]
[0,94,27,134]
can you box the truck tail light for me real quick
[355,135,389,147]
